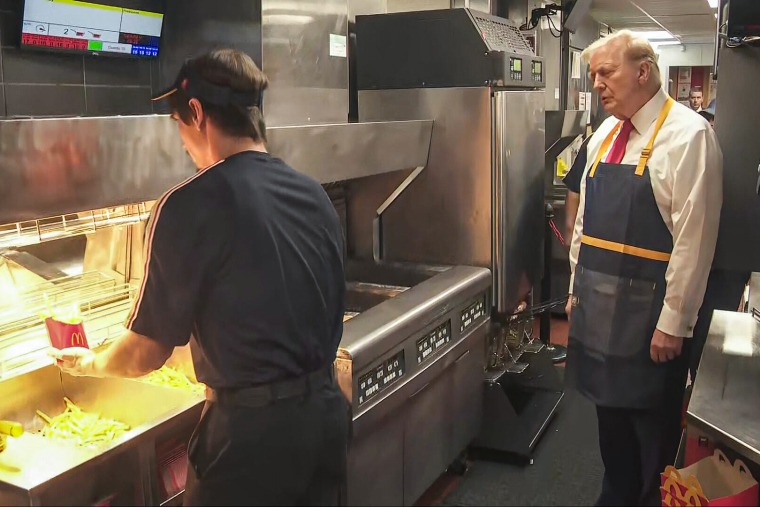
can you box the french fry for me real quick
[36,399,129,448]
[138,366,205,395]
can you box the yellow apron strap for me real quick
[581,235,671,262]
[589,122,621,178]
[635,97,675,176]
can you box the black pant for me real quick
[595,342,691,507]
[689,269,749,382]
[183,381,349,506]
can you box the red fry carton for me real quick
[44,317,89,350]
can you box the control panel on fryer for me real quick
[510,57,523,81]
[460,294,487,333]
[416,320,452,365]
[531,60,543,82]
[358,350,405,406]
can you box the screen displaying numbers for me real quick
[22,0,163,58]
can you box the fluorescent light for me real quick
[707,0,719,8]
[651,41,682,47]
[715,12,718,18]
[262,14,314,25]
[630,30,677,41]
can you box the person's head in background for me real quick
[689,87,704,111]
[581,30,662,121]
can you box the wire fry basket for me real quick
[486,297,568,374]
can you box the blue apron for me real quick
[566,98,678,410]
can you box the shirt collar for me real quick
[630,87,668,135]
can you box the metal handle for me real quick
[373,165,426,262]
[713,0,725,76]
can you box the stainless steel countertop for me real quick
[687,310,760,465]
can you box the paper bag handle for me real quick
[663,474,683,494]
[714,449,754,478]
[682,486,703,507]
[664,465,684,482]
[733,458,752,477]
[713,448,730,464]
[685,475,705,498]
[661,487,683,507]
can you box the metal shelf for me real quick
[0,271,136,381]
[0,202,152,251]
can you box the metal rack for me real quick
[0,271,136,380]
[487,296,568,376]
[0,202,152,251]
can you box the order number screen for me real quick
[22,0,163,57]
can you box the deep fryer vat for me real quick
[0,363,203,504]
[344,260,451,313]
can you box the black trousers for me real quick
[689,269,749,382]
[595,341,691,507]
[183,380,349,506]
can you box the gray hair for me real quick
[581,30,662,88]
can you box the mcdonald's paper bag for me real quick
[661,450,759,507]
[44,317,89,350]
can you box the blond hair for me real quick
[581,30,662,87]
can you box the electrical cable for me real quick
[520,3,564,35]
[547,13,563,38]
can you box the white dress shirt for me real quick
[569,88,723,338]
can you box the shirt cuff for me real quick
[568,271,575,295]
[656,303,697,338]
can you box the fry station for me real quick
[0,0,752,506]
[0,0,500,505]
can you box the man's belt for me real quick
[205,366,335,408]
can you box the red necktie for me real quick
[605,120,634,164]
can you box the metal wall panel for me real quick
[492,90,546,313]
[712,46,760,270]
[356,88,494,267]
[159,0,348,127]
[357,87,544,313]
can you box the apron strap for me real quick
[589,96,676,178]
[581,235,671,262]
[635,97,675,176]
[589,122,621,178]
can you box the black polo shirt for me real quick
[126,151,346,389]
[563,135,591,194]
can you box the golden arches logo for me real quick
[70,332,87,347]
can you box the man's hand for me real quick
[650,329,684,363]
[565,296,572,324]
[48,347,100,377]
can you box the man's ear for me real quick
[188,98,205,131]
[639,60,652,85]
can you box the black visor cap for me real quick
[151,62,263,108]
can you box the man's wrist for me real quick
[87,352,108,378]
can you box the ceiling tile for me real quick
[590,0,717,42]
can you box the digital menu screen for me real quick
[21,0,164,58]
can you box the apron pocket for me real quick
[570,267,657,358]
[609,277,658,357]
[570,267,616,356]
[568,266,666,408]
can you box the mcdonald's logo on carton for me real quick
[44,318,89,350]
[70,332,87,347]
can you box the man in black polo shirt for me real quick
[52,49,348,506]
[562,135,591,243]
